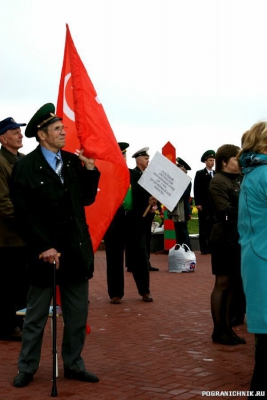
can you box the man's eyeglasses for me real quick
[53,126,67,133]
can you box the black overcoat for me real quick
[130,168,154,233]
[10,145,100,286]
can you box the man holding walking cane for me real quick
[11,103,100,389]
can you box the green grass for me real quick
[188,218,199,234]
[154,215,199,235]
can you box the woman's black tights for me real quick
[249,334,267,398]
[211,274,233,336]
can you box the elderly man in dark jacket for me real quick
[126,166,157,301]
[0,117,28,342]
[131,147,159,271]
[11,103,100,388]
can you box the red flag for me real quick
[57,24,129,252]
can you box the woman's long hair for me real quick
[237,121,267,163]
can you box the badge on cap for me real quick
[132,147,149,158]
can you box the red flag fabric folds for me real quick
[57,24,129,252]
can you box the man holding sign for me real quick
[132,147,159,272]
[125,148,157,302]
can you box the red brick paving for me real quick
[0,250,253,399]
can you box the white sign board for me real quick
[138,151,191,212]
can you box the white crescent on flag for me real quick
[63,73,75,122]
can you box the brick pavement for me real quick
[0,250,254,400]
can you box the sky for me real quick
[2,0,267,185]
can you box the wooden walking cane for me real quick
[51,261,58,397]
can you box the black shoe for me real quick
[231,316,245,326]
[149,266,159,271]
[0,335,22,342]
[211,332,238,346]
[64,369,99,383]
[13,372,33,388]
[142,294,153,302]
[0,327,22,342]
[110,297,122,304]
[232,335,246,344]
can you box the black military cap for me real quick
[132,147,149,158]
[25,103,62,138]
[118,142,129,153]
[0,117,26,135]
[201,150,215,163]
[176,157,191,170]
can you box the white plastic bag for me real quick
[168,244,196,273]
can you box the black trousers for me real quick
[249,334,267,397]
[125,212,150,296]
[104,208,150,298]
[104,207,125,299]
[143,213,154,267]
[198,209,212,253]
[173,221,192,249]
[17,280,88,374]
[0,246,29,336]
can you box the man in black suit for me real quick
[104,144,156,303]
[169,157,192,249]
[104,142,129,304]
[193,150,215,254]
[126,162,157,301]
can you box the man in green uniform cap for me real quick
[11,103,101,388]
[193,150,216,254]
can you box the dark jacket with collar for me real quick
[10,145,100,286]
[0,146,25,247]
[209,171,242,246]
[131,166,154,230]
[194,168,215,209]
